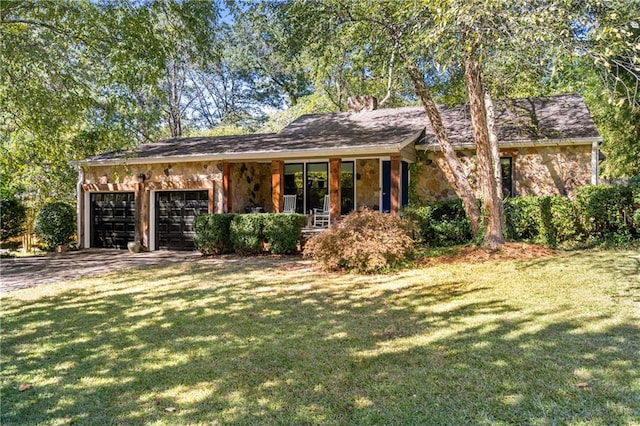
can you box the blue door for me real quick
[382,160,390,213]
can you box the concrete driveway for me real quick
[1,249,201,293]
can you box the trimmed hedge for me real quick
[194,213,306,255]
[193,213,236,255]
[230,214,266,254]
[575,184,636,242]
[402,199,472,247]
[263,213,306,254]
[504,196,581,248]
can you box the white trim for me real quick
[83,191,91,248]
[417,136,603,152]
[591,139,600,185]
[149,190,156,251]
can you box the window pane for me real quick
[500,157,513,198]
[306,162,328,213]
[341,161,354,214]
[284,163,304,213]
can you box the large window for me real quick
[283,161,356,214]
[500,157,514,198]
[341,161,354,214]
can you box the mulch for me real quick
[421,242,556,266]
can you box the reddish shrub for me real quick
[303,209,414,273]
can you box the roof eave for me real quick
[76,133,422,167]
[417,136,602,152]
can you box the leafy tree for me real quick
[0,184,27,242]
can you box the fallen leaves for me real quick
[18,383,33,392]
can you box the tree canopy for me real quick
[1,0,638,211]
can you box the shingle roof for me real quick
[82,93,599,164]
[418,93,601,148]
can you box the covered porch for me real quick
[220,156,410,225]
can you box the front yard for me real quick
[1,249,639,425]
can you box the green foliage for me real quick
[504,196,582,248]
[303,209,414,273]
[403,200,473,247]
[575,184,636,242]
[193,213,236,255]
[230,214,266,255]
[262,213,306,255]
[33,202,75,250]
[0,187,27,242]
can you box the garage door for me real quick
[156,190,208,250]
[91,192,135,249]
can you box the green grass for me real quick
[1,250,639,425]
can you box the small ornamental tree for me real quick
[34,202,76,250]
[304,209,415,273]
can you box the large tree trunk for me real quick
[406,63,481,236]
[484,88,505,229]
[463,50,505,248]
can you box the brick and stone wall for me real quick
[412,144,593,202]
[83,161,223,187]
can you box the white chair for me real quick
[283,194,297,213]
[313,195,330,227]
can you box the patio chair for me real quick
[283,194,297,213]
[313,195,330,227]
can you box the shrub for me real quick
[504,196,581,247]
[575,185,634,241]
[193,213,236,255]
[403,199,472,246]
[34,202,76,250]
[303,209,414,273]
[0,189,27,242]
[230,214,265,254]
[262,213,306,254]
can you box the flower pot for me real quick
[127,241,142,253]
[55,245,68,253]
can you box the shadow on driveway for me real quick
[1,249,201,293]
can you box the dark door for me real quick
[91,192,135,249]
[402,161,409,208]
[156,190,208,250]
[382,160,391,213]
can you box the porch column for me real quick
[271,160,284,212]
[134,181,144,244]
[390,155,401,216]
[223,162,233,213]
[329,158,341,224]
[142,186,150,249]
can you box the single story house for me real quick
[75,93,601,251]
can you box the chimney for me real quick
[347,95,378,113]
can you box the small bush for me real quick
[403,199,472,246]
[263,213,306,254]
[34,202,76,250]
[304,209,414,273]
[230,214,265,254]
[193,214,236,255]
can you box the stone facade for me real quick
[412,144,593,202]
[355,159,380,210]
[230,162,273,213]
[83,161,223,188]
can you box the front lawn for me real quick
[1,250,639,425]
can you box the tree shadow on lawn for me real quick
[2,260,639,425]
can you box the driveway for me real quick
[1,249,201,293]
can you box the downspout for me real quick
[76,165,85,249]
[591,138,600,185]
